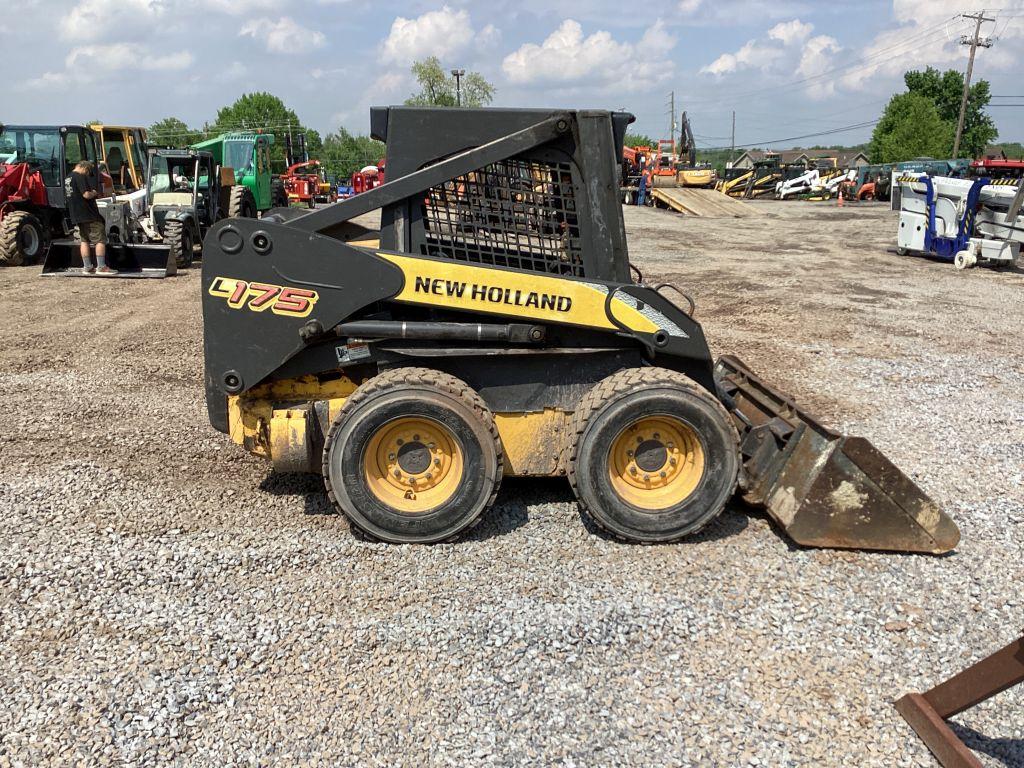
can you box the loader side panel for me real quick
[201,217,405,429]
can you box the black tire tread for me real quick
[164,220,191,268]
[566,366,739,542]
[0,211,41,267]
[228,186,255,219]
[321,367,504,540]
[271,178,288,208]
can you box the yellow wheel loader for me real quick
[201,107,959,552]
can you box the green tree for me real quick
[212,92,316,171]
[903,66,997,158]
[148,117,200,148]
[869,92,954,163]
[624,132,657,148]
[320,127,385,181]
[405,57,494,107]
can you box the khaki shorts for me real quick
[77,221,106,246]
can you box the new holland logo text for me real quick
[413,276,572,312]
[209,277,318,318]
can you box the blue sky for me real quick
[9,0,1024,148]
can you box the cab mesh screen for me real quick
[419,158,584,277]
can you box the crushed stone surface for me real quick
[0,201,1021,766]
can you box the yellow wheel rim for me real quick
[607,416,705,510]
[364,416,463,514]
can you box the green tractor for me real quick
[191,132,288,217]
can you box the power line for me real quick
[699,119,879,152]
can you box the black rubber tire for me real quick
[228,186,256,219]
[271,178,288,208]
[165,220,194,268]
[0,211,48,266]
[567,367,740,543]
[322,368,504,543]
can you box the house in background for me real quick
[732,148,870,169]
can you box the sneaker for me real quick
[84,266,96,274]
[96,267,119,276]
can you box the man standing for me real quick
[68,161,116,275]
[636,164,652,207]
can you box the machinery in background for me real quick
[89,124,148,194]
[283,165,336,206]
[647,115,717,190]
[850,164,893,202]
[620,144,653,201]
[42,147,238,277]
[282,160,324,208]
[191,131,288,217]
[889,159,970,209]
[89,125,152,238]
[0,124,112,266]
[895,172,1023,270]
[350,162,384,195]
[719,159,788,199]
[200,105,959,555]
[776,166,856,201]
[136,148,233,267]
[673,112,717,188]
[970,157,1024,182]
[281,133,335,208]
[318,176,336,204]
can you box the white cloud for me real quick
[700,17,849,99]
[673,0,816,27]
[59,0,163,41]
[502,19,675,85]
[239,16,325,54]
[204,0,281,13]
[66,44,193,71]
[381,6,477,64]
[841,4,1024,92]
[476,23,501,52]
[27,43,192,88]
[216,61,248,83]
[703,18,813,76]
[702,40,782,75]
[768,19,813,45]
[797,35,842,97]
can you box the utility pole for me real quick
[451,69,465,107]
[730,110,736,168]
[953,11,994,159]
[669,90,676,153]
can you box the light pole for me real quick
[451,69,466,107]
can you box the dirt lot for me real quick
[0,200,1021,766]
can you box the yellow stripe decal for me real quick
[376,252,659,334]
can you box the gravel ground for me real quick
[0,200,1021,767]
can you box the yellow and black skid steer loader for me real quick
[201,106,960,552]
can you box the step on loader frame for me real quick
[201,106,959,552]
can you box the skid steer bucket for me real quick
[714,355,960,554]
[41,239,177,278]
